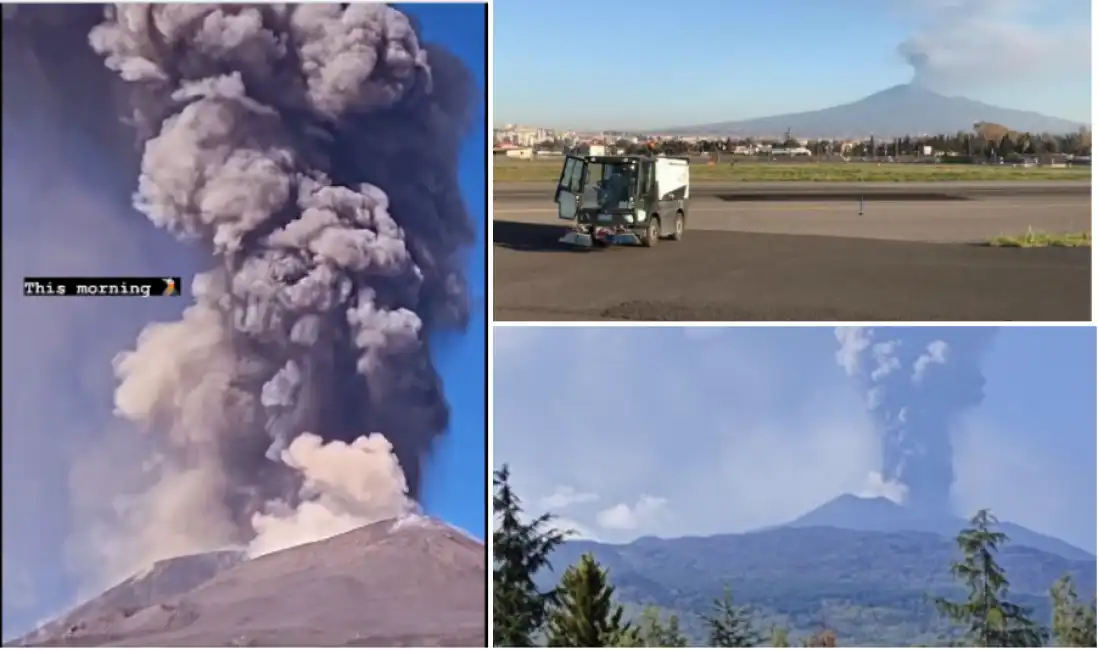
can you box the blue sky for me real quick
[402,2,487,539]
[494,326,1096,554]
[495,0,1092,129]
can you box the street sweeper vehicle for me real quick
[553,154,690,248]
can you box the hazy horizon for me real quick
[496,0,1091,130]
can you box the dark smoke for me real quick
[835,327,997,516]
[3,2,476,581]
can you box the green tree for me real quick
[493,465,569,647]
[703,587,762,647]
[934,509,1048,647]
[1050,574,1097,647]
[635,606,688,647]
[547,553,637,647]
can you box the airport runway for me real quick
[493,181,1091,321]
[495,180,1094,201]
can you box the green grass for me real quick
[988,229,1092,248]
[494,158,1093,183]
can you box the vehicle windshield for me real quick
[579,161,636,210]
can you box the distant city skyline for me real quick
[496,0,1091,130]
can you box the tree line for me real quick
[493,465,1097,647]
[534,127,1092,161]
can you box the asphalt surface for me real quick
[495,180,1095,200]
[494,181,1091,321]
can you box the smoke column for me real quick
[895,0,1089,91]
[834,327,997,516]
[3,3,475,585]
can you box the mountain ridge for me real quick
[546,525,1094,646]
[10,550,248,647]
[784,494,1094,561]
[661,84,1086,138]
[9,515,486,647]
[542,497,1094,645]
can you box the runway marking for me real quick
[495,202,1088,216]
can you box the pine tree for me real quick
[702,587,762,647]
[493,465,569,647]
[1050,574,1097,647]
[636,606,688,647]
[546,553,637,647]
[934,509,1048,647]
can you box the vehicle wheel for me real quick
[641,216,660,248]
[670,211,685,241]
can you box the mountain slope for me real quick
[785,494,1094,562]
[13,516,486,647]
[667,84,1085,138]
[545,527,1095,646]
[11,550,247,646]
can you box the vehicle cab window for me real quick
[637,161,654,198]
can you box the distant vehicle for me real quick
[553,154,690,248]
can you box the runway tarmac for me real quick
[493,181,1091,321]
[495,180,1094,201]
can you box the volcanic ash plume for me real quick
[895,0,1089,90]
[247,433,413,558]
[834,327,996,515]
[55,3,474,579]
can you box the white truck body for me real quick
[654,157,690,200]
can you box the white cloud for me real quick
[912,340,949,383]
[596,495,669,532]
[870,341,902,381]
[539,485,600,510]
[834,327,871,376]
[554,517,602,542]
[497,506,601,543]
[856,471,910,504]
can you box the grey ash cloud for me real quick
[2,2,477,606]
